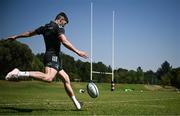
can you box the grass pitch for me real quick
[0,80,180,115]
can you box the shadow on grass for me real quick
[1,106,41,113]
[0,106,85,113]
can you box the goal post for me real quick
[90,3,115,91]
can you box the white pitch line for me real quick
[0,98,178,106]
[129,103,166,108]
[87,97,178,104]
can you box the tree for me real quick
[176,68,180,88]
[61,53,77,73]
[92,62,111,83]
[76,60,90,82]
[136,66,144,84]
[31,55,44,71]
[114,68,128,83]
[127,70,136,84]
[171,67,180,88]
[0,40,33,79]
[36,53,44,63]
[156,61,173,86]
[144,70,158,84]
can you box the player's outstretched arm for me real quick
[59,34,88,59]
[4,30,37,41]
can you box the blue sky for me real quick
[0,0,179,71]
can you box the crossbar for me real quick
[92,71,113,75]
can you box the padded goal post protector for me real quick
[111,81,115,91]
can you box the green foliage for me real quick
[171,67,180,88]
[76,60,90,82]
[114,68,128,83]
[36,53,44,63]
[0,40,33,79]
[0,41,179,88]
[31,55,44,71]
[156,61,173,86]
[61,53,77,73]
[136,67,144,84]
[144,70,158,84]
[92,62,112,83]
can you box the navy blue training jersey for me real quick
[35,21,65,54]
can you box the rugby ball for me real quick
[87,82,99,98]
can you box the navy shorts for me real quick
[43,51,62,71]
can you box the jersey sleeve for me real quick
[35,26,44,35]
[57,28,65,36]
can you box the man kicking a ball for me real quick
[5,12,88,110]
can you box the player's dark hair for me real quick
[55,12,69,24]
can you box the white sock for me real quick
[18,71,30,77]
[71,96,81,109]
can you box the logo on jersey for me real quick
[52,56,58,62]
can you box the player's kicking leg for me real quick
[59,69,82,110]
[5,68,82,110]
[5,67,57,82]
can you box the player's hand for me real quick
[1,36,17,42]
[77,51,88,59]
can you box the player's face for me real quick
[60,18,67,27]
